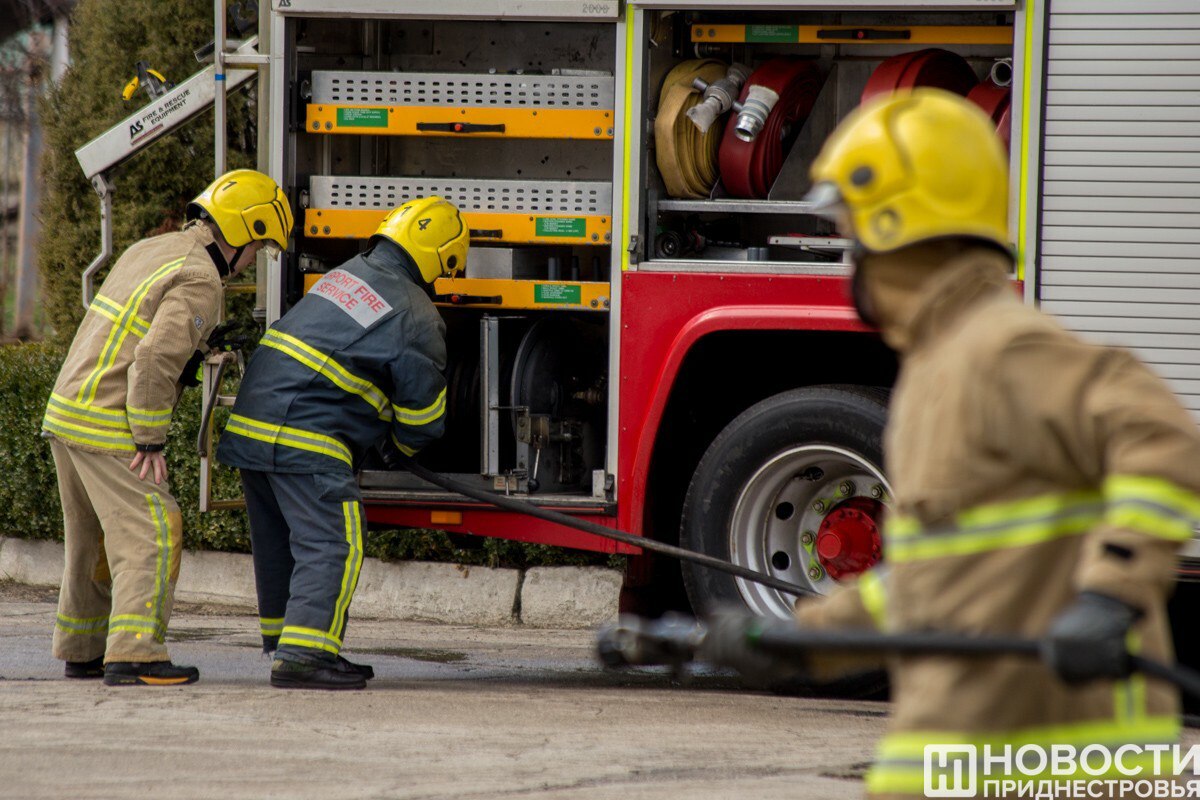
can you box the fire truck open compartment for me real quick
[638,8,1015,271]
[284,16,621,510]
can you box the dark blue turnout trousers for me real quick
[240,469,364,665]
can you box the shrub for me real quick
[0,342,622,570]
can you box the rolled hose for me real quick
[860,48,979,105]
[655,59,729,199]
[394,454,817,598]
[718,58,823,199]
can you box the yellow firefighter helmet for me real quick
[186,169,293,253]
[372,196,469,284]
[806,88,1009,254]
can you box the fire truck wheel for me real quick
[680,385,891,620]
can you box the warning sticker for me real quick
[534,284,582,305]
[336,107,389,128]
[535,217,587,238]
[309,269,394,329]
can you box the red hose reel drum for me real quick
[968,79,1013,153]
[717,58,823,199]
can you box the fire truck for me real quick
[75,0,1200,620]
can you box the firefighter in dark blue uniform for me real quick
[217,196,468,690]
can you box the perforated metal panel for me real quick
[309,176,612,216]
[1037,0,1200,415]
[311,71,615,109]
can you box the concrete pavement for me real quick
[0,584,883,800]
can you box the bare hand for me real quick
[129,451,168,485]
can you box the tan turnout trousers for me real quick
[50,439,183,663]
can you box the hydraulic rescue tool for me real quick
[597,611,1200,700]
[393,455,1200,699]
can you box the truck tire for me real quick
[680,385,890,619]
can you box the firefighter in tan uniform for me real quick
[708,89,1200,797]
[44,169,292,686]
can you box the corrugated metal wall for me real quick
[1037,0,1200,414]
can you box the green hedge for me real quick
[0,342,620,570]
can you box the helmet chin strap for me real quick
[204,242,245,279]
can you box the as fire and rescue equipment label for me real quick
[309,269,394,328]
[534,284,582,305]
[745,25,799,42]
[535,217,587,238]
[336,108,389,128]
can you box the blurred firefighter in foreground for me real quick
[45,169,292,686]
[216,196,467,690]
[713,89,1200,796]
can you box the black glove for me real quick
[178,349,205,388]
[206,320,252,353]
[699,607,803,688]
[1041,592,1140,684]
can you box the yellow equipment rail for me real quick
[305,104,615,139]
[304,208,612,246]
[301,274,610,312]
[691,24,1013,46]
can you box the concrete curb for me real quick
[0,535,620,629]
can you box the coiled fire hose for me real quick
[393,454,1200,698]
[860,47,979,104]
[655,59,730,199]
[717,58,823,199]
[597,614,1200,701]
[395,454,816,598]
[710,57,825,199]
[863,48,1011,150]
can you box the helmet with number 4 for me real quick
[806,88,1009,255]
[372,196,469,285]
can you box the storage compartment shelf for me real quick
[305,176,613,244]
[432,277,610,311]
[306,70,616,139]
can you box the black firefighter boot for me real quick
[270,658,366,690]
[103,661,200,686]
[64,656,105,679]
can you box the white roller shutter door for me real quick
[1037,0,1200,415]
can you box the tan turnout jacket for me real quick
[43,223,224,453]
[796,244,1200,798]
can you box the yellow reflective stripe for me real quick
[392,388,447,427]
[1105,474,1200,542]
[78,258,184,404]
[330,501,364,642]
[42,416,136,453]
[259,617,285,637]
[55,613,108,633]
[857,570,887,631]
[260,330,390,419]
[867,716,1181,793]
[885,490,1103,562]
[226,413,353,467]
[91,293,150,337]
[279,625,342,655]
[46,394,130,430]
[110,613,166,640]
[127,406,173,428]
[390,433,418,458]
[1116,631,1147,725]
[147,494,170,640]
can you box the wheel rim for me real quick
[728,445,891,618]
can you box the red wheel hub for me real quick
[815,497,884,580]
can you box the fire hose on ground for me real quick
[395,454,1200,701]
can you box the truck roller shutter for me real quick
[1036,0,1200,418]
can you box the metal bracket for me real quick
[81,173,115,310]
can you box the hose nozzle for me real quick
[734,84,781,142]
[685,63,752,134]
